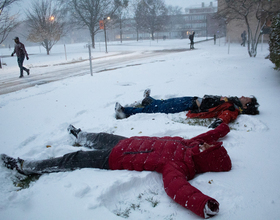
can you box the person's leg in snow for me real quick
[1,125,126,175]
[115,89,197,119]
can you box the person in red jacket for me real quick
[1,123,232,218]
[115,89,259,128]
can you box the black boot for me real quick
[141,97,153,106]
[67,124,81,138]
[1,154,25,175]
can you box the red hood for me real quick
[192,144,232,173]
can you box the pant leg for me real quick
[21,132,127,175]
[17,56,24,76]
[22,149,113,175]
[123,96,196,116]
[76,132,126,149]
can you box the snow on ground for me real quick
[0,38,280,220]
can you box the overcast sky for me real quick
[11,0,218,16]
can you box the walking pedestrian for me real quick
[11,37,30,78]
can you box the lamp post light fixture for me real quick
[49,16,55,22]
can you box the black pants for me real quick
[22,132,126,175]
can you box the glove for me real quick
[27,57,29,60]
[11,53,14,56]
[208,118,223,129]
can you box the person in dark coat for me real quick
[1,123,232,218]
[11,37,30,78]
[115,89,259,128]
[189,32,195,49]
[241,31,246,47]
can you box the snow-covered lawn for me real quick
[0,38,279,220]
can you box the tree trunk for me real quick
[44,40,50,55]
[247,30,260,58]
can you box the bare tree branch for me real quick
[57,0,128,48]
[134,0,169,40]
[218,0,280,57]
[0,0,20,44]
[25,0,67,55]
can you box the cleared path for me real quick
[0,48,189,95]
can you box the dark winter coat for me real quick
[12,42,28,58]
[108,123,232,218]
[187,95,242,124]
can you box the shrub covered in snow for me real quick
[269,14,280,70]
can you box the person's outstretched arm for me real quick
[162,159,219,218]
[189,123,230,144]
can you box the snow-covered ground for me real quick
[0,38,279,220]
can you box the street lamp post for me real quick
[104,17,110,53]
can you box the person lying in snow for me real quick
[115,89,259,128]
[1,123,232,218]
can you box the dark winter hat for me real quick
[14,37,19,41]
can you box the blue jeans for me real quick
[17,56,28,76]
[123,96,196,117]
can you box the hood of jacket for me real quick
[192,143,232,173]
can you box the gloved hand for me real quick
[208,118,223,129]
[27,56,29,60]
[11,53,14,56]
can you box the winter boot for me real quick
[1,154,25,175]
[115,102,127,119]
[67,124,81,138]
[141,97,153,106]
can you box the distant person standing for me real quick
[189,32,195,49]
[241,31,246,47]
[11,37,30,78]
[214,34,216,45]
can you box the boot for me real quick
[1,154,25,175]
[143,88,151,98]
[115,102,127,119]
[141,97,153,106]
[67,124,81,138]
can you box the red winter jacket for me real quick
[186,102,240,124]
[108,123,232,218]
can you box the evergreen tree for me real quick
[269,14,280,70]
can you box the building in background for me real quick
[107,2,225,42]
[2,2,225,47]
